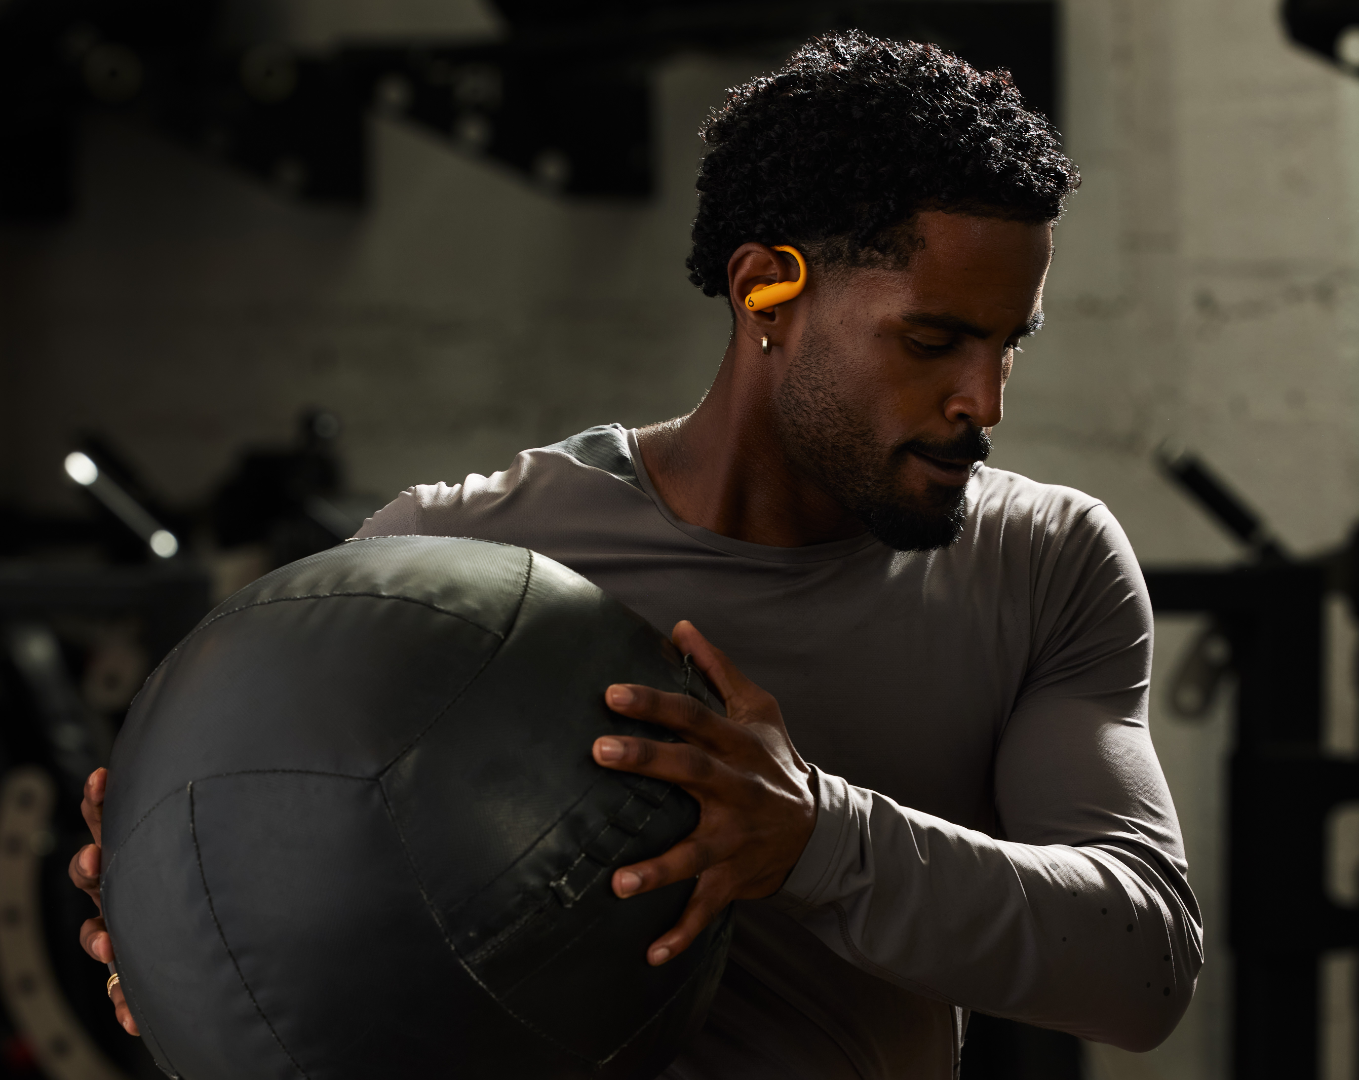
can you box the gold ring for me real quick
[106,972,120,998]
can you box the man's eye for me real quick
[907,338,953,354]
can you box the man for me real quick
[74,31,1202,1078]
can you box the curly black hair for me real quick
[686,31,1080,298]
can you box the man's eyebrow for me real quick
[898,309,1045,339]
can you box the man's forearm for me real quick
[776,768,1203,1051]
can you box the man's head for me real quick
[688,32,1079,551]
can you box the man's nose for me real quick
[943,353,1005,429]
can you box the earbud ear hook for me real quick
[745,246,807,311]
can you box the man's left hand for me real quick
[593,619,817,966]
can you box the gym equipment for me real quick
[1148,448,1359,1080]
[100,536,732,1080]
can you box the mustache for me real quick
[897,427,992,466]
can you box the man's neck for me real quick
[636,347,868,548]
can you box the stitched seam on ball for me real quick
[378,548,535,773]
[440,772,611,925]
[455,785,668,967]
[551,792,662,902]
[462,792,658,965]
[466,793,669,984]
[482,903,612,999]
[102,784,185,873]
[433,685,692,924]
[375,780,598,1067]
[195,591,505,640]
[188,781,310,1079]
[132,586,514,714]
[108,771,376,863]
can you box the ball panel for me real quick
[223,536,532,638]
[104,787,300,1080]
[106,595,502,855]
[185,770,561,1078]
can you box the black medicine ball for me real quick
[102,536,732,1080]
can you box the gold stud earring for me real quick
[761,335,771,355]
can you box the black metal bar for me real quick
[1155,449,1287,562]
[1143,560,1351,1080]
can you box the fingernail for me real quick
[82,847,98,875]
[607,685,634,707]
[616,870,641,896]
[596,738,624,762]
[650,946,672,965]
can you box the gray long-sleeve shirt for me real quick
[355,424,1203,1078]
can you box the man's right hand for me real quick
[69,767,139,1036]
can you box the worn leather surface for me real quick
[103,536,731,1079]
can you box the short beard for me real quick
[772,334,991,553]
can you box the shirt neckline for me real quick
[623,428,884,565]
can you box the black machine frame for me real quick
[1146,452,1359,1080]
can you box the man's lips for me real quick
[906,449,978,485]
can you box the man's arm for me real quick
[600,504,1201,1052]
[775,766,1199,1051]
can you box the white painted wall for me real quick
[0,48,744,515]
[1022,4,1359,1078]
[3,1,1358,1077]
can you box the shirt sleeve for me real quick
[775,503,1203,1052]
[353,488,424,538]
[353,461,526,542]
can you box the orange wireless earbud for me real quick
[745,246,807,311]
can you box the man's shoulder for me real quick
[968,466,1142,604]
[539,424,640,487]
[354,425,648,542]
[971,465,1109,531]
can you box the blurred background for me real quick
[1,0,1358,1078]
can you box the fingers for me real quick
[612,834,715,901]
[593,734,715,789]
[604,682,722,747]
[69,843,103,908]
[81,768,107,847]
[80,915,114,964]
[644,873,731,966]
[111,984,140,1036]
[74,783,134,1035]
[612,845,732,966]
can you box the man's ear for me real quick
[744,246,806,311]
[726,244,806,352]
